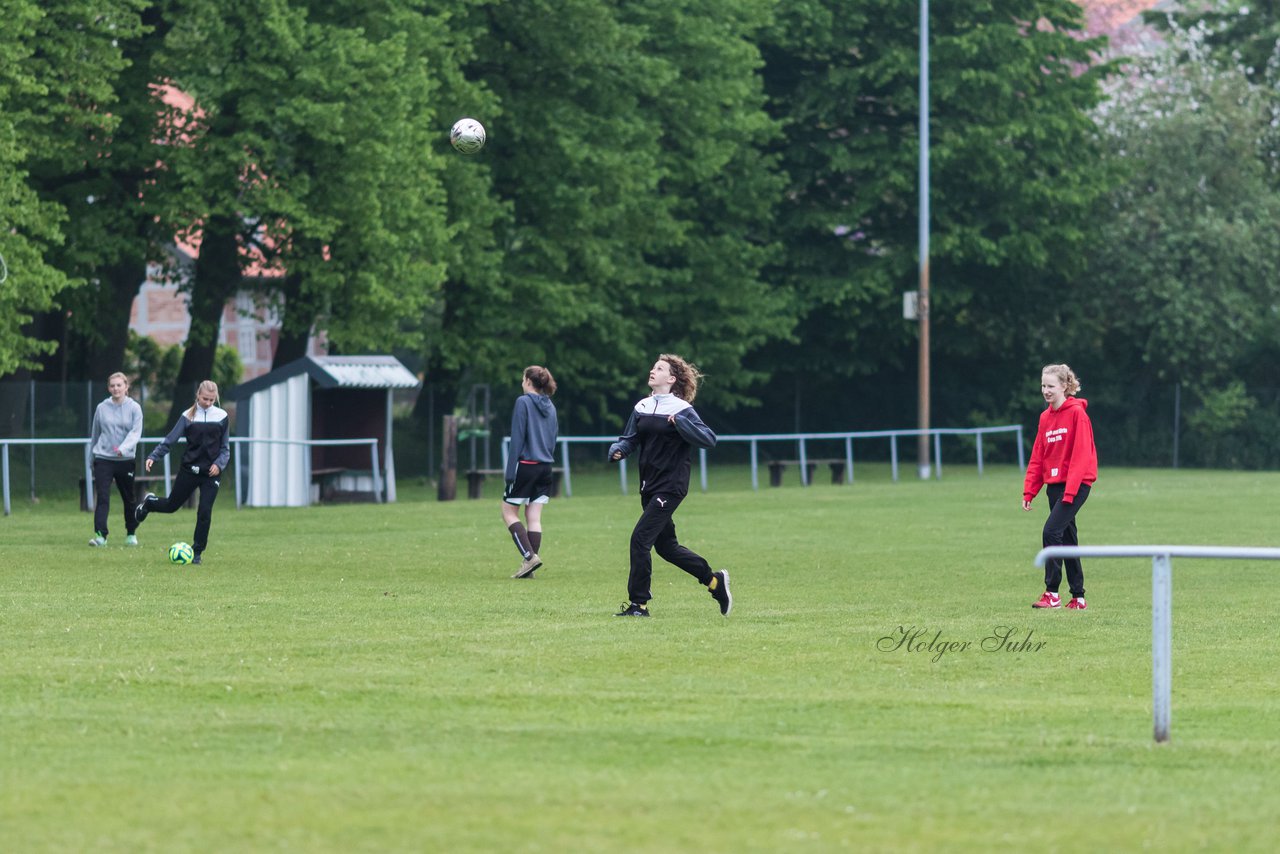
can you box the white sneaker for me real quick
[125,534,139,547]
[89,533,107,547]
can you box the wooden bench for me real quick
[465,468,564,500]
[767,459,846,487]
[310,467,349,502]
[79,473,196,512]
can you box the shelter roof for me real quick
[230,355,420,400]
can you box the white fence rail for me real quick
[1,436,383,515]
[509,425,1024,497]
[1034,545,1280,743]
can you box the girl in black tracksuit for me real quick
[608,354,731,618]
[134,380,231,565]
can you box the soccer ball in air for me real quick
[169,542,195,565]
[449,118,486,154]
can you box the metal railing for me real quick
[1,435,384,514]
[1034,545,1280,743]
[504,425,1024,497]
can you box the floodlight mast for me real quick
[917,0,932,480]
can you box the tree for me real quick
[1081,16,1280,463]
[21,1,156,384]
[426,0,787,431]
[753,0,1114,431]
[150,0,465,424]
[0,0,145,379]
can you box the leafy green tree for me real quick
[1081,17,1280,464]
[21,1,154,383]
[753,0,1113,430]
[0,0,145,378]
[427,0,786,430]
[150,0,464,424]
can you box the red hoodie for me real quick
[1023,396,1097,504]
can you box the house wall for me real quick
[129,268,324,382]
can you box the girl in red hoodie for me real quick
[1023,364,1097,610]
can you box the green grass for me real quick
[3,466,1279,852]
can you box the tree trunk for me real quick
[271,274,312,369]
[166,219,240,426]
[437,414,458,501]
[90,259,148,378]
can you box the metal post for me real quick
[1152,554,1172,743]
[369,441,383,504]
[750,439,759,491]
[2,443,10,515]
[560,439,572,498]
[844,437,854,484]
[619,459,628,495]
[799,437,809,486]
[916,0,932,480]
[933,432,942,480]
[976,432,984,476]
[890,435,899,482]
[1016,427,1025,472]
[699,448,708,492]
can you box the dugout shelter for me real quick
[230,355,420,507]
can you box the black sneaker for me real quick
[192,554,202,565]
[135,493,156,525]
[709,570,732,616]
[614,602,650,617]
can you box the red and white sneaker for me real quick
[1032,592,1061,609]
[1066,597,1087,610]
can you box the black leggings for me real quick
[147,468,221,553]
[627,491,714,604]
[92,457,137,538]
[1042,482,1090,597]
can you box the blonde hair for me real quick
[107,371,130,389]
[186,380,220,420]
[1042,364,1081,397]
[659,354,703,403]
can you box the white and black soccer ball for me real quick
[449,118,486,154]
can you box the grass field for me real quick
[3,465,1279,852]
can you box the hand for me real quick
[145,458,153,473]
[209,464,221,477]
[610,451,623,461]
[1021,499,1032,511]
[667,414,676,424]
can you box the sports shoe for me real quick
[135,493,156,525]
[88,533,107,547]
[512,553,542,579]
[1032,592,1061,609]
[192,554,202,565]
[125,534,138,547]
[708,570,733,616]
[614,602,650,617]
[1066,597,1087,610]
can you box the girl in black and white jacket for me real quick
[608,354,731,618]
[134,380,230,565]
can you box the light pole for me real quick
[917,0,931,479]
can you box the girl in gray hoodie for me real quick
[503,366,558,578]
[88,372,144,547]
